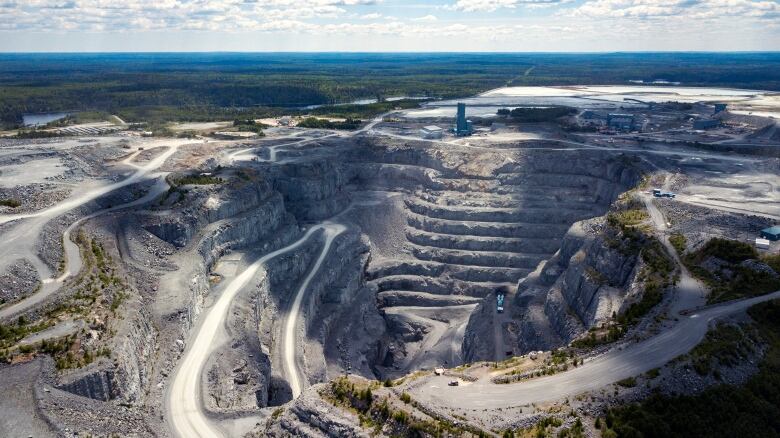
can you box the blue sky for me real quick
[2,0,778,52]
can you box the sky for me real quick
[1,0,779,52]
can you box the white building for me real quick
[420,125,443,139]
[756,238,771,250]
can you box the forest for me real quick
[2,52,780,128]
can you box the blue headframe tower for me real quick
[455,102,473,136]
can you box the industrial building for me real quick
[420,125,443,139]
[761,226,780,241]
[455,102,473,136]
[581,110,605,120]
[607,113,635,131]
[693,118,720,130]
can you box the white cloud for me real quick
[450,0,569,12]
[0,0,777,52]
[0,0,381,31]
[569,0,779,20]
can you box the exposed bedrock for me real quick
[146,173,298,327]
[92,173,300,413]
[57,305,157,403]
[204,282,273,414]
[341,145,643,369]
[543,222,641,340]
[143,176,289,250]
[302,231,382,384]
[234,227,380,407]
[270,160,351,221]
[261,383,367,438]
[463,217,646,360]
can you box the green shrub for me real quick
[693,237,757,264]
[174,174,223,186]
[607,209,649,228]
[0,198,21,208]
[297,117,362,130]
[684,237,780,303]
[669,233,686,255]
[507,106,576,122]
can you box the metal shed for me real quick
[760,226,780,241]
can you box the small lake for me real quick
[301,96,427,110]
[22,112,69,127]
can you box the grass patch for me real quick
[173,174,224,186]
[507,416,564,438]
[607,209,649,229]
[0,317,53,349]
[0,198,21,208]
[557,418,585,438]
[669,233,687,255]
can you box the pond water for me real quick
[301,96,427,110]
[22,112,69,127]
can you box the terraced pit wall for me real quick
[270,140,645,375]
[365,143,640,369]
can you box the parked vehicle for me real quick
[653,189,676,198]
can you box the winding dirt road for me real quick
[167,222,345,438]
[282,223,346,398]
[412,290,780,409]
[411,189,768,410]
[0,144,183,320]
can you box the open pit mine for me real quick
[1,87,780,438]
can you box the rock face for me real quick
[464,212,647,358]
[540,220,641,343]
[271,160,351,221]
[262,384,368,438]
[343,143,643,370]
[108,305,159,403]
[29,132,650,435]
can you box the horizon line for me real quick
[2,50,780,55]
